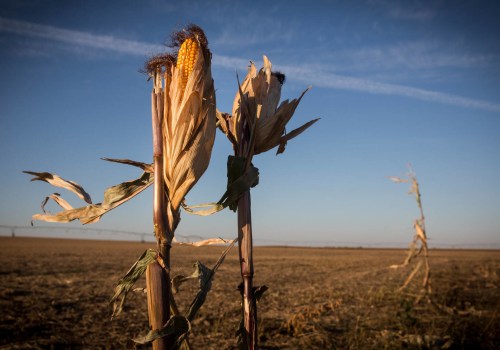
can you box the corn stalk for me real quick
[217,56,318,349]
[144,25,216,349]
[236,131,258,349]
[25,25,217,350]
[389,165,431,301]
[148,76,178,350]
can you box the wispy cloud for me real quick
[321,41,495,72]
[388,7,436,21]
[1,17,499,113]
[0,17,163,55]
[277,63,500,113]
[371,0,439,22]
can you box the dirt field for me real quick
[0,237,498,349]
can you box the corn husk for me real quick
[152,33,216,212]
[217,56,319,156]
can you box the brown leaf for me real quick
[41,193,73,213]
[414,221,427,241]
[31,171,154,225]
[101,158,154,173]
[172,236,231,247]
[277,118,320,154]
[388,176,408,183]
[23,171,92,204]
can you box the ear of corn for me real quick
[177,38,199,92]
[217,56,318,156]
[152,26,215,212]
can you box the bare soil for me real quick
[0,237,499,349]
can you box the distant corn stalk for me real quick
[389,166,431,300]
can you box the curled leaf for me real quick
[172,236,231,247]
[277,117,320,155]
[221,156,259,212]
[101,157,154,173]
[181,201,224,216]
[30,170,154,225]
[132,315,191,346]
[181,156,259,216]
[186,239,236,321]
[110,249,159,319]
[388,176,408,183]
[414,221,426,241]
[169,239,236,320]
[41,193,73,213]
[23,171,92,204]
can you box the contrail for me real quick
[2,17,499,113]
[0,17,162,55]
[277,65,500,113]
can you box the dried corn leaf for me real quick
[110,249,158,319]
[414,221,426,241]
[221,156,259,212]
[172,236,230,247]
[23,171,92,204]
[277,117,320,154]
[101,157,154,172]
[181,201,224,216]
[255,86,310,155]
[388,176,408,183]
[403,238,419,265]
[31,170,153,225]
[398,260,423,292]
[170,239,236,347]
[181,156,259,216]
[254,285,269,302]
[132,315,190,346]
[41,193,73,213]
[185,239,236,322]
[216,110,238,147]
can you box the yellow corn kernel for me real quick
[177,38,199,92]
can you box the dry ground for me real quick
[0,237,498,349]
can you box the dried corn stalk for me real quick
[389,166,431,300]
[143,24,216,349]
[217,56,318,350]
[25,24,219,350]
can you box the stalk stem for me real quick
[147,84,173,350]
[238,190,257,349]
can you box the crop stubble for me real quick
[0,237,498,349]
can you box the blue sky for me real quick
[1,0,499,247]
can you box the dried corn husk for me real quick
[148,26,216,212]
[217,56,319,156]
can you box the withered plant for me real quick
[389,166,431,301]
[217,56,319,349]
[24,25,235,350]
